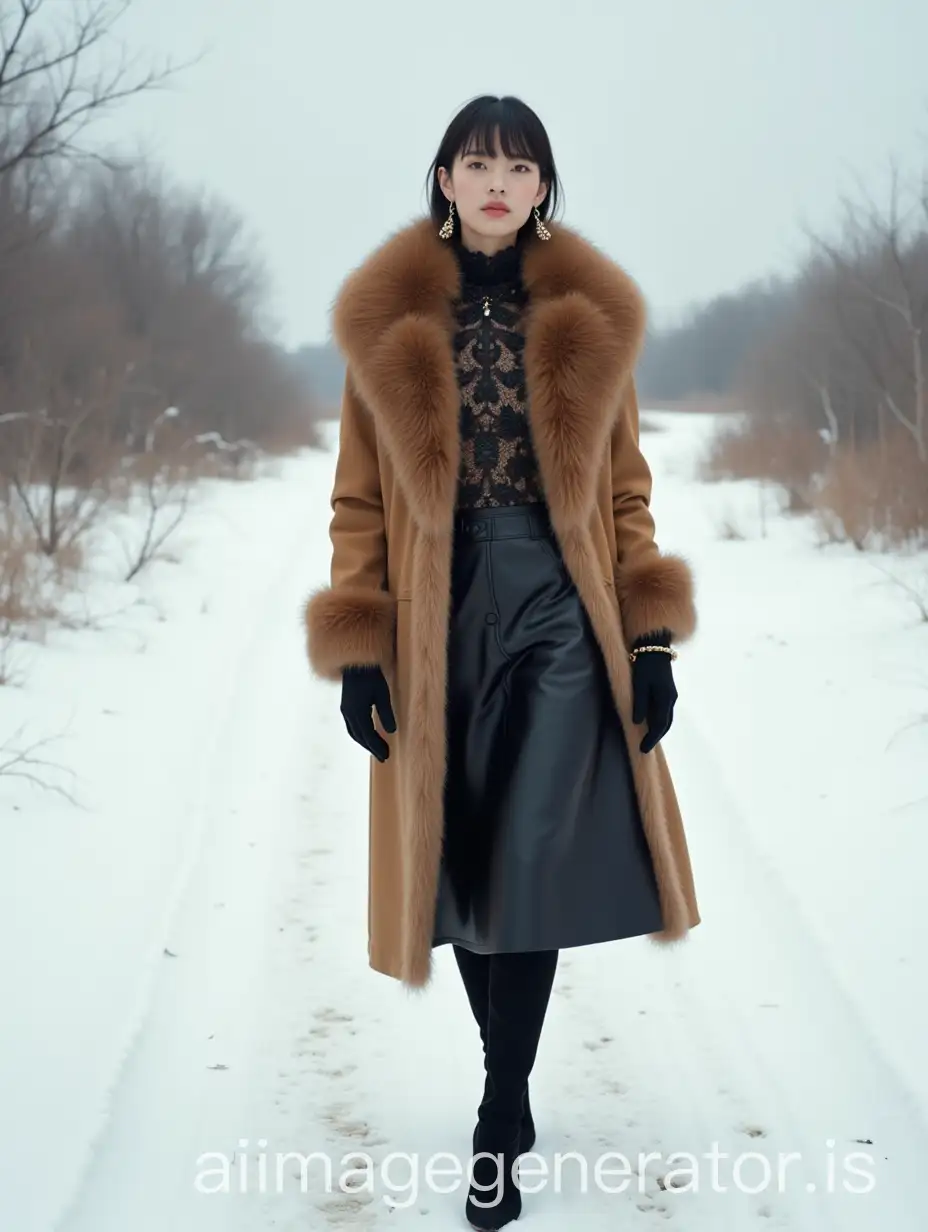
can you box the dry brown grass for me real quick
[0,506,59,625]
[0,428,281,682]
[700,413,927,549]
[259,416,327,454]
[701,415,827,512]
[0,502,61,684]
[0,537,40,630]
[812,434,928,550]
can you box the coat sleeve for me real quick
[302,369,396,681]
[610,377,697,645]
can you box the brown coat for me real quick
[303,216,701,990]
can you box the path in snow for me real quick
[53,428,925,1231]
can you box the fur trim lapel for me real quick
[331,216,647,534]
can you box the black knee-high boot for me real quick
[465,949,558,1231]
[452,945,536,1153]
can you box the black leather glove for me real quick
[340,664,396,762]
[630,629,677,754]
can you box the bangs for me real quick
[459,110,541,166]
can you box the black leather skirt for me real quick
[432,501,664,955]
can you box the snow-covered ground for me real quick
[1,411,926,1231]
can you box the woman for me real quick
[303,94,700,1229]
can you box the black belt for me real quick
[453,502,553,541]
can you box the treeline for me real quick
[1,163,320,485]
[636,276,795,405]
[1,0,320,672]
[638,162,928,548]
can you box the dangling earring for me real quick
[534,205,551,241]
[439,200,455,240]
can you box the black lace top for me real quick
[445,236,672,646]
[450,235,545,510]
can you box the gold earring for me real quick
[439,200,455,240]
[534,205,551,241]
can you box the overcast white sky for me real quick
[98,0,928,349]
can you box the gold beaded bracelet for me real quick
[628,645,678,663]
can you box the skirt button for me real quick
[485,612,498,624]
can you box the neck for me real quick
[458,219,520,257]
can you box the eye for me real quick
[466,160,485,170]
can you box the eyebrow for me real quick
[462,149,537,162]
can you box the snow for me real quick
[0,412,925,1231]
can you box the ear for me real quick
[437,166,454,201]
[535,180,549,207]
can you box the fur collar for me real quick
[330,216,647,534]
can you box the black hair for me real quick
[424,94,563,241]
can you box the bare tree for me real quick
[0,8,322,664]
[0,237,135,553]
[0,0,193,177]
[69,160,314,451]
[802,159,928,462]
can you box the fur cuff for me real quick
[615,554,696,645]
[302,585,397,681]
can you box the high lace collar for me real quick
[452,233,524,289]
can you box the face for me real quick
[437,127,548,253]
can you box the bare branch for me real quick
[0,1,38,90]
[0,0,201,177]
[869,561,928,622]
[0,720,81,806]
[0,1,122,94]
[122,466,193,581]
